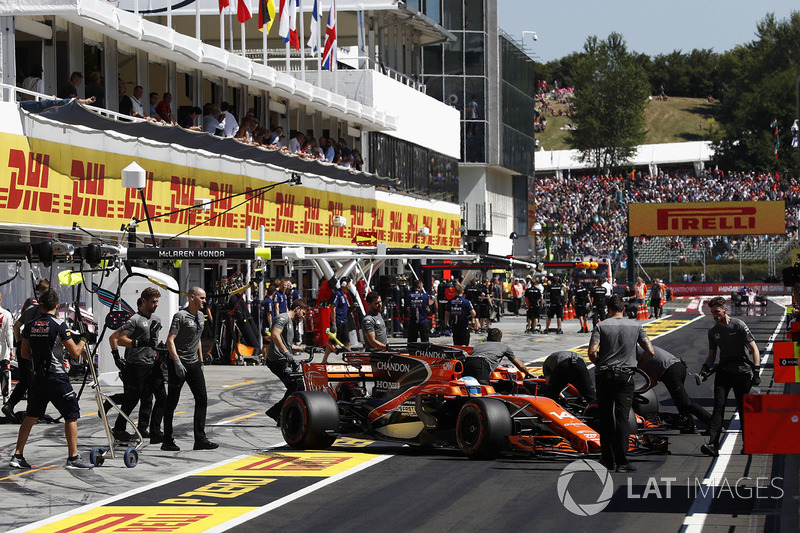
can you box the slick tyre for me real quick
[456,398,512,460]
[633,387,659,416]
[281,391,339,450]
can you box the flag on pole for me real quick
[259,0,276,33]
[771,118,779,159]
[307,0,320,54]
[322,0,337,71]
[237,0,252,23]
[278,0,290,41]
[288,0,299,49]
[357,10,366,53]
[219,0,230,12]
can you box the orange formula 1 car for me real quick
[280,343,609,459]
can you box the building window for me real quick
[442,0,463,30]
[464,0,484,31]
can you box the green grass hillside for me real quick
[536,97,720,152]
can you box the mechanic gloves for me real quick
[173,358,187,380]
[111,348,126,372]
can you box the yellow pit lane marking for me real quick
[222,413,260,424]
[223,381,257,389]
[199,451,381,478]
[0,464,57,481]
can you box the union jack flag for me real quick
[322,0,337,71]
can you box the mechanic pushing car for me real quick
[264,299,310,425]
[636,345,712,433]
[588,295,654,473]
[463,328,534,384]
[541,350,596,404]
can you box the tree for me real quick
[566,33,650,173]
[713,12,800,172]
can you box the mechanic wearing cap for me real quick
[463,328,533,384]
[264,299,310,424]
[636,345,711,434]
[700,296,760,457]
[162,286,218,452]
[3,279,49,421]
[9,289,94,469]
[445,283,476,346]
[406,280,431,343]
[331,277,351,349]
[108,287,166,444]
[541,351,596,403]
[588,295,654,473]
[362,292,389,351]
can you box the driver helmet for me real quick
[462,375,481,395]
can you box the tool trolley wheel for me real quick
[90,447,106,467]
[123,448,139,468]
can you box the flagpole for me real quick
[285,41,290,72]
[317,1,321,87]
[299,0,306,82]
[263,13,268,66]
[220,8,225,49]
[195,0,200,40]
[241,8,246,58]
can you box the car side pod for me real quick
[281,391,340,450]
[455,398,512,460]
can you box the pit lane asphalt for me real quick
[1,301,797,532]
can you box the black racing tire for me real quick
[456,398,512,460]
[281,391,339,449]
[633,387,660,416]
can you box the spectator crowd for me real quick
[535,169,800,265]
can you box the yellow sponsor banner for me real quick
[32,506,256,533]
[628,201,785,237]
[198,451,379,477]
[0,132,461,249]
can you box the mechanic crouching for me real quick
[462,328,534,384]
[264,299,310,425]
[636,345,711,434]
[541,351,596,404]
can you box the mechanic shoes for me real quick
[161,439,180,452]
[65,455,94,469]
[700,443,719,457]
[193,439,219,451]
[615,464,637,473]
[9,454,31,469]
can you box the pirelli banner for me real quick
[0,125,461,249]
[628,201,786,237]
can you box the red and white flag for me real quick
[237,0,252,23]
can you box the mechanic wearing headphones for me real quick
[588,295,654,473]
[463,328,533,384]
[9,289,94,469]
[264,299,310,425]
[362,292,389,351]
[636,345,711,434]
[541,351,596,404]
